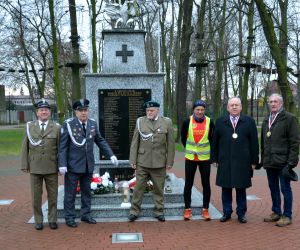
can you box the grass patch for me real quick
[0,129,24,156]
[176,143,185,152]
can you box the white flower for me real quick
[91,182,98,190]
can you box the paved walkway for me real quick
[0,153,299,250]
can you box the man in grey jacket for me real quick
[261,93,299,227]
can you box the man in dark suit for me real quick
[128,100,175,222]
[21,100,60,230]
[212,97,259,223]
[58,99,118,228]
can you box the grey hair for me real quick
[227,96,242,106]
[268,93,283,103]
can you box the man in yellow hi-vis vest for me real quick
[181,100,214,220]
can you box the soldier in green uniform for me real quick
[128,100,175,222]
[21,100,60,230]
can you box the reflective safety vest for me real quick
[185,116,210,161]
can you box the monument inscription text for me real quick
[99,89,151,160]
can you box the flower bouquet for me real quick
[90,172,114,195]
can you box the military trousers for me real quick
[64,172,93,222]
[130,166,166,217]
[30,173,58,223]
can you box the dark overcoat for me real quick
[58,117,114,174]
[261,110,299,169]
[212,114,259,188]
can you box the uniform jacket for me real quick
[261,110,299,169]
[21,120,60,174]
[212,114,259,188]
[129,116,175,168]
[58,117,114,173]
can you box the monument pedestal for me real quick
[54,173,222,222]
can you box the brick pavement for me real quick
[0,153,299,250]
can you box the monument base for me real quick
[50,173,222,222]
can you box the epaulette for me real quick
[56,122,60,126]
[89,118,96,121]
[65,118,73,123]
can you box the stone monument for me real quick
[84,29,165,180]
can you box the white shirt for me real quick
[38,120,49,130]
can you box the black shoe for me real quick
[128,214,138,222]
[155,215,165,222]
[81,217,97,224]
[49,222,58,230]
[35,223,43,230]
[238,216,247,224]
[66,220,77,228]
[219,215,231,222]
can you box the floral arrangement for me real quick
[75,173,153,195]
[90,172,114,195]
[128,176,153,193]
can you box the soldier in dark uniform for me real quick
[21,100,60,230]
[128,100,175,222]
[58,99,118,228]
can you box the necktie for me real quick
[232,117,237,127]
[271,113,276,123]
[41,123,45,134]
[82,123,86,136]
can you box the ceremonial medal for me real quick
[232,133,238,139]
[267,131,271,137]
[90,135,92,138]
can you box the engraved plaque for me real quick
[99,89,151,160]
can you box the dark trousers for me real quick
[266,168,292,218]
[64,172,93,222]
[184,159,211,209]
[222,187,247,217]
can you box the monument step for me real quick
[72,192,184,205]
[57,203,202,218]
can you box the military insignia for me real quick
[73,128,76,131]
[90,129,95,132]
[90,135,92,138]
[78,128,81,131]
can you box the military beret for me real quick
[73,99,90,110]
[193,100,206,109]
[143,100,160,108]
[35,99,50,109]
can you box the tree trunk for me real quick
[68,0,82,102]
[176,0,193,142]
[48,0,64,123]
[194,0,207,100]
[254,0,296,113]
[241,0,254,114]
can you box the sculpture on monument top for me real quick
[104,0,142,29]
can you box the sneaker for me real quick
[202,208,211,221]
[263,212,281,222]
[276,216,292,227]
[183,208,192,220]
